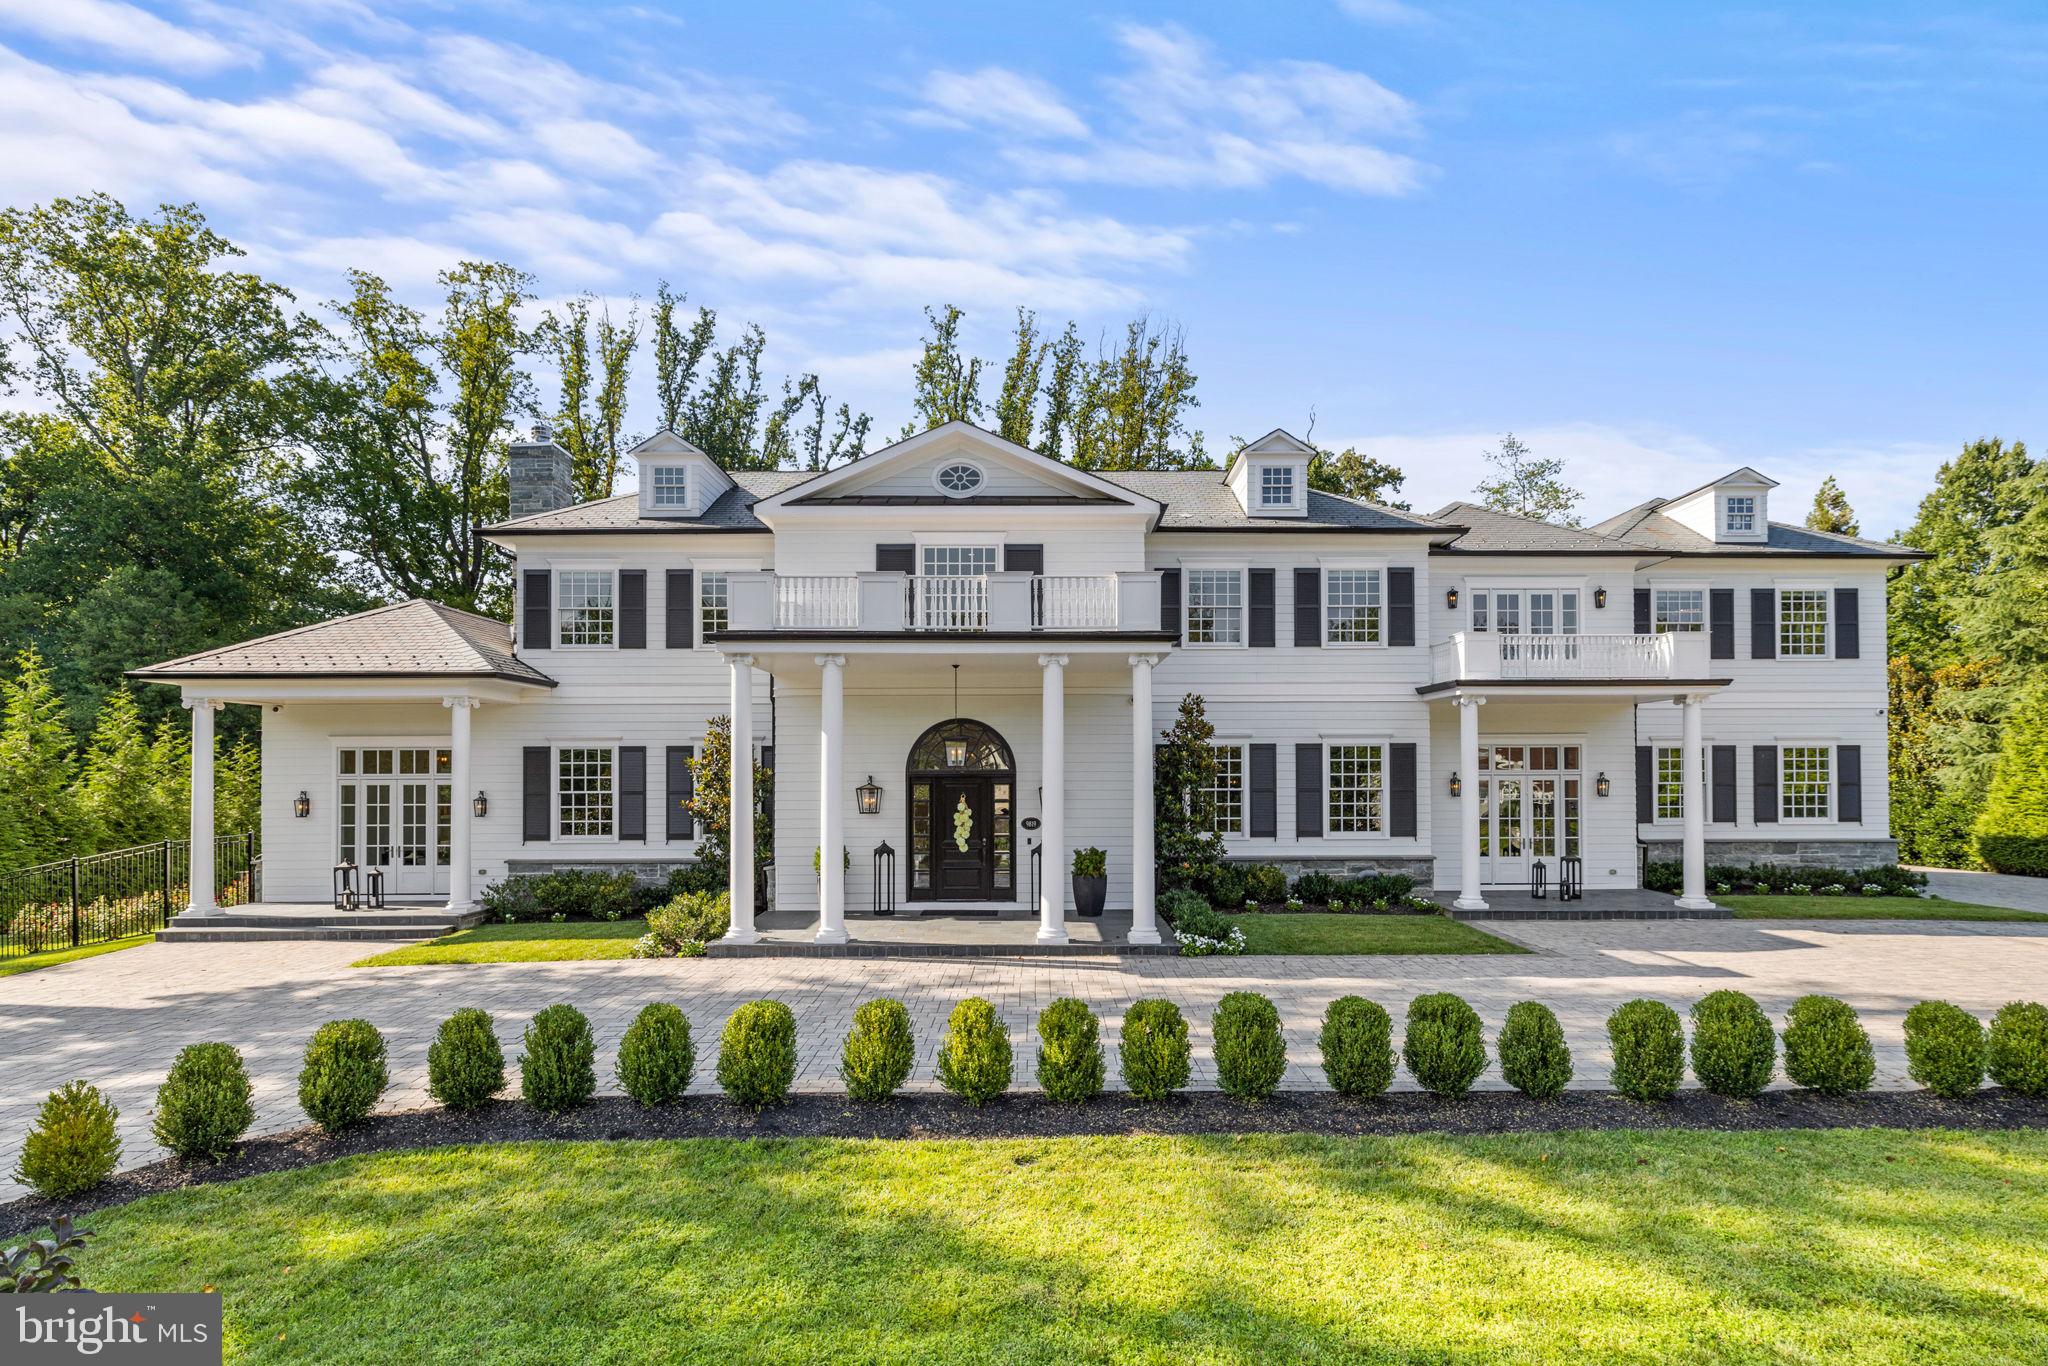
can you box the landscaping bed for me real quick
[10,1087,2046,1238]
[1726,894,2048,922]
[352,918,649,966]
[1224,913,1522,955]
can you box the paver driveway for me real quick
[4,916,2046,1199]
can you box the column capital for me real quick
[728,653,756,668]
[182,697,225,712]
[1454,694,1487,709]
[1678,691,1713,706]
[1037,653,1070,669]
[1126,652,1161,669]
[440,695,482,710]
[813,653,848,669]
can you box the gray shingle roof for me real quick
[483,470,809,534]
[1102,471,1451,532]
[1439,498,1920,559]
[128,600,556,685]
[1598,507,1918,558]
[1431,501,1653,553]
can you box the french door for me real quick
[1478,744,1582,887]
[337,746,451,897]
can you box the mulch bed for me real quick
[8,1087,2045,1238]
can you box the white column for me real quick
[1127,654,1161,945]
[1675,694,1716,910]
[1037,653,1070,945]
[185,697,222,916]
[815,654,848,944]
[443,697,478,913]
[722,654,760,943]
[1453,695,1488,911]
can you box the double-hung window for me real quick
[1325,568,1383,644]
[699,571,729,639]
[916,544,998,629]
[1725,496,1757,534]
[1185,568,1244,646]
[1779,589,1829,657]
[1654,588,1704,633]
[557,747,616,838]
[650,466,688,509]
[1781,746,1832,820]
[557,570,615,647]
[1327,743,1385,834]
[1654,745,1712,821]
[1259,465,1295,507]
[1209,744,1245,835]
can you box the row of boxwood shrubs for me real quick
[15,995,2048,1202]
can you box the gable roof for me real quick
[483,470,809,536]
[1446,497,1921,559]
[1113,472,1453,532]
[127,600,556,686]
[759,421,1160,516]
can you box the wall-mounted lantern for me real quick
[1595,772,1611,799]
[1594,586,1609,610]
[1445,587,1459,610]
[293,791,312,818]
[1448,771,1462,798]
[856,775,882,815]
[473,791,489,818]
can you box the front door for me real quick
[934,778,993,899]
[338,746,451,897]
[1479,744,1582,887]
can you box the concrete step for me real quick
[155,923,455,943]
[1447,906,1734,921]
[178,911,478,930]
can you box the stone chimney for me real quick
[508,422,574,519]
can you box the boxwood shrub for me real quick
[1120,998,1191,1100]
[1780,995,1874,1094]
[717,1000,797,1108]
[1156,889,1211,927]
[1608,999,1685,1101]
[520,1004,597,1113]
[1035,997,1105,1103]
[1318,996,1395,1097]
[1904,1000,1986,1097]
[427,1008,505,1111]
[1401,992,1487,1097]
[297,1018,389,1133]
[1643,861,1925,897]
[13,1081,121,1200]
[152,1042,255,1162]
[1213,991,1287,1100]
[646,891,730,951]
[617,1003,696,1105]
[1498,1001,1573,1099]
[936,998,1013,1106]
[841,998,915,1102]
[1988,1001,2048,1096]
[479,869,642,922]
[1688,991,1775,1098]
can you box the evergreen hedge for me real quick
[1608,1000,1685,1101]
[1119,998,1191,1100]
[617,1003,696,1105]
[1903,1000,1985,1097]
[1498,1001,1573,1099]
[152,1042,255,1161]
[427,1008,505,1111]
[935,998,1013,1106]
[1974,693,2048,874]
[1986,1001,2048,1096]
[1688,991,1775,1099]
[1035,997,1105,1103]
[841,998,915,1102]
[1781,995,1874,1095]
[1318,996,1395,1097]
[519,1004,597,1113]
[13,1081,121,1200]
[1401,993,1487,1097]
[1212,991,1287,1101]
[297,1019,389,1133]
[717,1000,797,1108]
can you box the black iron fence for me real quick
[0,833,259,961]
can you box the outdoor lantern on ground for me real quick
[857,775,882,814]
[872,841,896,915]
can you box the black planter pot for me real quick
[1072,873,1107,917]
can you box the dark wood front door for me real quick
[933,778,993,899]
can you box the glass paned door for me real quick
[1480,744,1582,886]
[337,746,451,896]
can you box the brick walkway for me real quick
[4,917,2046,1199]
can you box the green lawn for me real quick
[0,933,152,978]
[1724,894,2048,922]
[62,1130,2048,1364]
[1227,912,1523,955]
[352,918,647,966]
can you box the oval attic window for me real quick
[934,462,985,496]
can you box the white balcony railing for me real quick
[1032,575,1119,629]
[773,575,858,629]
[731,571,1161,635]
[1431,631,1711,683]
[910,574,991,630]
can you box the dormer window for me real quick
[934,461,985,497]
[650,466,688,510]
[1260,465,1295,507]
[1725,495,1756,535]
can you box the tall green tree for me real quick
[651,281,714,434]
[73,686,174,849]
[1309,446,1408,508]
[214,735,262,841]
[1889,437,2037,670]
[1153,692,1225,874]
[902,304,984,437]
[1068,318,1207,471]
[0,647,83,865]
[994,308,1045,446]
[1973,684,2048,875]
[539,294,638,501]
[1805,476,1859,536]
[762,375,871,470]
[687,714,771,878]
[1476,432,1581,525]
[1036,322,1085,459]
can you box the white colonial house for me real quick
[131,422,1915,945]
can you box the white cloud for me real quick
[1337,0,1432,24]
[0,0,245,73]
[918,66,1089,138]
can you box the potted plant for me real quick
[1071,847,1108,918]
[813,846,852,884]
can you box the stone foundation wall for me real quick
[1234,855,1437,883]
[1638,838,1900,870]
[504,858,699,886]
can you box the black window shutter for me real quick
[1248,569,1275,648]
[618,570,647,649]
[1635,746,1654,824]
[1007,544,1044,574]
[666,746,695,840]
[1248,744,1277,838]
[1834,588,1860,659]
[1709,588,1735,660]
[1753,745,1779,823]
[876,544,915,573]
[1711,745,1736,823]
[1159,569,1181,637]
[1295,743,1322,837]
[1838,745,1862,823]
[522,746,550,841]
[1293,568,1321,646]
[666,569,694,648]
[1388,567,1415,646]
[618,746,647,840]
[522,570,552,650]
[1389,742,1417,837]
[1750,588,1777,659]
[1633,588,1652,635]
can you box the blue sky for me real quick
[2,0,2043,535]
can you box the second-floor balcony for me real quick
[1430,630,1713,684]
[725,571,1164,635]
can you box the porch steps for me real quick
[155,905,484,943]
[1445,905,1734,921]
[707,939,1179,959]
